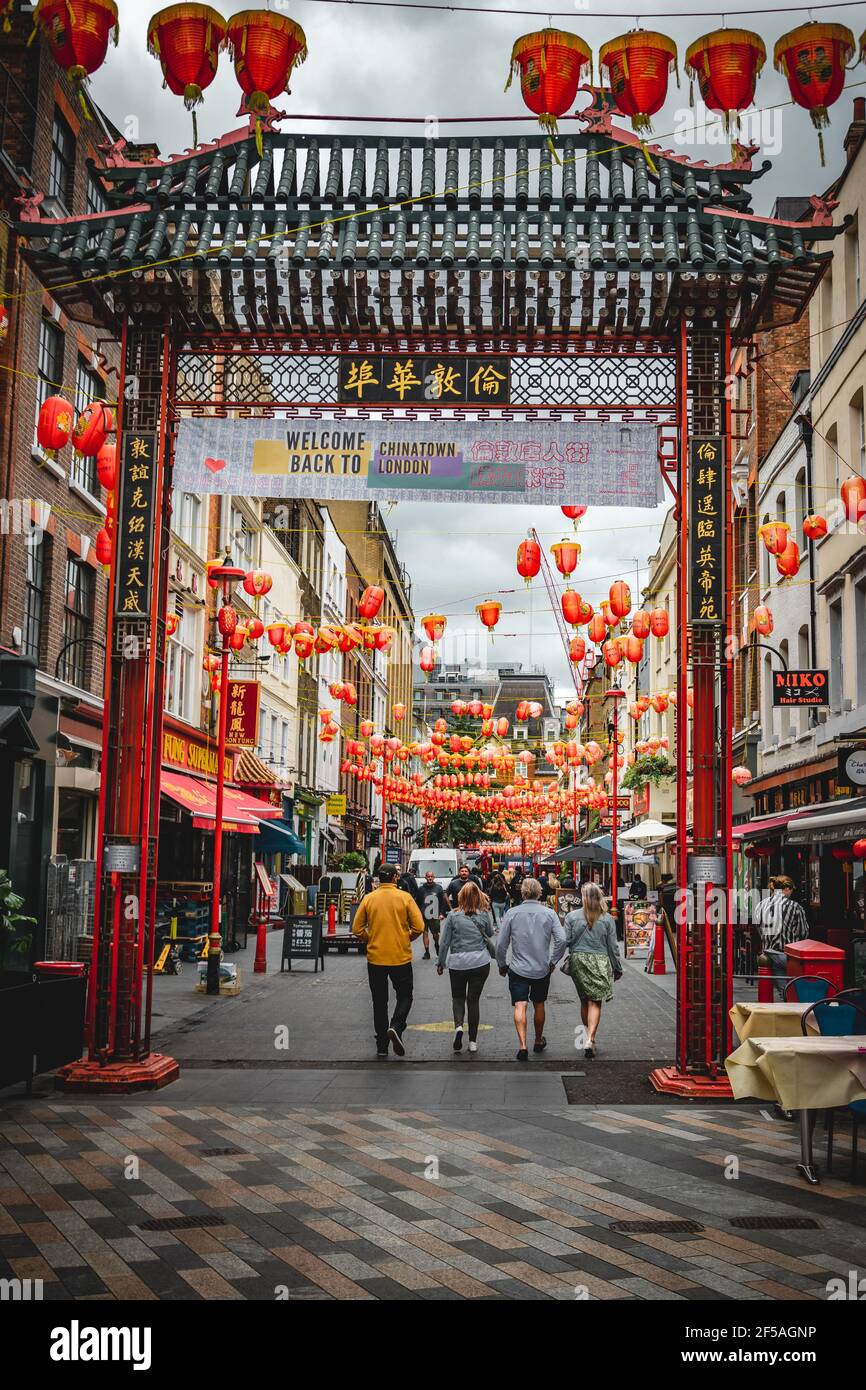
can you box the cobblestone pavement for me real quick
[1,1093,863,1301]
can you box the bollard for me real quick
[651,918,666,975]
[206,930,223,995]
[254,914,267,974]
[757,952,774,1003]
[327,903,337,936]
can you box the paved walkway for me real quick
[149,927,675,1066]
[1,1090,863,1301]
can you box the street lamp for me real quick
[604,683,627,918]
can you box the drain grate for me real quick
[137,1215,227,1232]
[199,1147,243,1158]
[729,1216,820,1231]
[609,1219,704,1235]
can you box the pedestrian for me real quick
[629,875,647,901]
[437,881,496,1053]
[507,868,523,907]
[537,869,551,902]
[351,863,424,1057]
[659,871,676,924]
[417,869,449,960]
[563,882,623,1059]
[496,877,567,1062]
[398,865,419,902]
[754,875,809,998]
[445,863,482,910]
[486,869,511,927]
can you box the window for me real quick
[23,527,47,662]
[795,468,808,536]
[49,109,74,207]
[164,605,197,722]
[828,596,844,712]
[71,358,104,494]
[61,556,95,689]
[228,503,257,571]
[776,492,786,527]
[86,177,106,251]
[846,220,861,310]
[35,316,65,443]
[173,490,202,550]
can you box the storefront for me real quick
[786,798,866,954]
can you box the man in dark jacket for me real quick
[417,870,449,959]
[446,864,483,910]
[398,867,420,903]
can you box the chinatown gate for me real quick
[17,99,840,1093]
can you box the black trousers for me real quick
[448,963,490,1040]
[367,962,414,1048]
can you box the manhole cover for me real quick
[136,1215,227,1232]
[609,1219,704,1235]
[729,1216,820,1231]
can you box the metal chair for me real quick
[784,975,837,1003]
[800,997,866,1175]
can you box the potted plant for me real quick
[0,870,36,976]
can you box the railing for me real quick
[0,64,36,177]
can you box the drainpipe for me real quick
[797,414,819,722]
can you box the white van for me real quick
[407,847,459,890]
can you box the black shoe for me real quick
[516,1048,529,1062]
[453,1026,463,1052]
[584,1045,594,1059]
[388,1027,405,1057]
[376,1049,389,1058]
[423,950,430,960]
[533,1037,547,1053]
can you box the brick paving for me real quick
[1,1092,864,1301]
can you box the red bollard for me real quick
[254,914,267,974]
[757,954,774,1003]
[327,903,337,936]
[651,919,666,975]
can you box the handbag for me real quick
[471,912,497,958]
[560,919,588,974]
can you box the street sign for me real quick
[385,843,401,865]
[104,843,141,874]
[326,793,347,816]
[115,432,157,622]
[225,679,260,747]
[772,670,829,707]
[688,436,725,625]
[687,853,727,885]
[607,795,630,810]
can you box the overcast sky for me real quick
[89,0,865,696]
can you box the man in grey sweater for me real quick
[496,878,566,1061]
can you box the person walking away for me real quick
[352,864,424,1057]
[563,882,623,1059]
[658,872,676,924]
[398,866,419,901]
[496,878,566,1061]
[417,870,448,960]
[445,863,482,910]
[507,868,523,907]
[486,870,510,927]
[754,875,809,998]
[437,881,496,1053]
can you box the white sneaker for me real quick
[468,1041,477,1053]
[574,1024,588,1050]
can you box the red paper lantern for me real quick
[476,600,502,632]
[467,700,483,718]
[421,614,446,643]
[831,846,855,862]
[165,612,180,638]
[225,9,307,147]
[242,569,273,596]
[759,519,790,556]
[517,539,541,584]
[841,476,866,525]
[392,703,406,722]
[732,765,753,787]
[359,719,374,738]
[294,631,315,659]
[774,22,855,164]
[752,605,774,637]
[803,513,828,541]
[609,580,632,620]
[95,440,116,491]
[314,626,339,654]
[516,701,530,722]
[631,609,650,640]
[217,604,237,636]
[94,527,113,566]
[266,620,289,649]
[71,401,110,456]
[338,625,361,653]
[451,699,468,716]
[623,635,643,664]
[147,4,225,143]
[342,682,357,707]
[649,607,669,639]
[358,585,384,619]
[505,28,592,134]
[685,28,766,132]
[247,617,264,641]
[550,538,581,577]
[203,653,220,673]
[560,504,587,526]
[495,717,509,737]
[419,646,436,673]
[37,396,74,458]
[775,538,801,578]
[599,29,678,134]
[227,625,249,651]
[32,0,119,112]
[602,641,622,669]
[587,614,607,645]
[561,589,583,626]
[852,839,866,860]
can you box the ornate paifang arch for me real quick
[16,107,843,1091]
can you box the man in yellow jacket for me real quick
[352,863,424,1057]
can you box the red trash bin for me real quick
[34,961,86,977]
[784,939,846,994]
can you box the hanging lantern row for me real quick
[506,21,856,164]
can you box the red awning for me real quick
[161,769,258,835]
[732,809,811,841]
[220,783,283,823]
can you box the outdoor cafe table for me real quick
[725,1035,866,1185]
[729,1001,818,1041]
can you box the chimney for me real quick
[844,97,866,164]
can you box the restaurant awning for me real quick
[256,819,306,856]
[786,798,866,845]
[732,809,810,841]
[160,770,282,834]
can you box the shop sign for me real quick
[772,670,829,707]
[687,853,727,885]
[339,354,512,406]
[838,745,866,790]
[326,793,347,816]
[225,680,260,749]
[607,795,630,810]
[688,437,724,625]
[115,432,156,620]
[632,784,650,817]
[162,730,232,781]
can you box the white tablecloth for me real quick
[729,1001,818,1041]
[725,1035,866,1111]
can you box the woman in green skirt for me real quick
[563,883,623,1058]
